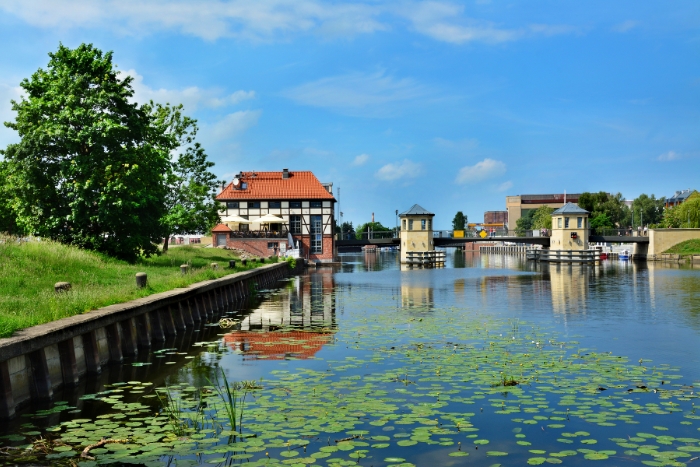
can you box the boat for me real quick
[599,253,607,260]
[619,249,630,260]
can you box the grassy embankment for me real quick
[0,237,276,338]
[663,239,700,255]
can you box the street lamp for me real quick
[395,209,398,238]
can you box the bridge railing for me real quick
[354,231,396,239]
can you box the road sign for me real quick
[479,230,488,238]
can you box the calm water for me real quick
[3,250,700,466]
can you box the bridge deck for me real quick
[336,235,649,248]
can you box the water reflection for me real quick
[544,263,591,315]
[223,269,336,360]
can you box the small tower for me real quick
[549,203,590,251]
[399,204,435,263]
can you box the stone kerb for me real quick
[0,262,289,364]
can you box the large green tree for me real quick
[150,104,221,252]
[661,192,700,228]
[531,206,555,230]
[515,210,535,236]
[631,193,665,227]
[578,191,629,227]
[452,211,467,230]
[355,221,391,239]
[1,44,169,261]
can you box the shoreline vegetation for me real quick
[0,236,275,338]
[663,239,700,256]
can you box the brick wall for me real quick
[226,238,282,258]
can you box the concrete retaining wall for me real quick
[0,260,303,418]
[648,228,700,258]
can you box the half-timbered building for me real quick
[213,169,335,261]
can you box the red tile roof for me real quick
[211,223,233,232]
[223,331,332,360]
[216,171,335,201]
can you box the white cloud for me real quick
[455,158,506,184]
[657,150,680,162]
[496,181,513,192]
[353,154,370,166]
[207,110,261,141]
[120,70,255,111]
[0,0,576,43]
[375,159,421,181]
[283,70,426,114]
[612,20,639,33]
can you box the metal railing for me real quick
[229,230,290,239]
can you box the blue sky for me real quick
[0,1,698,229]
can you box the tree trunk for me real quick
[163,236,169,252]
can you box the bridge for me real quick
[337,235,649,249]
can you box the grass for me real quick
[0,236,278,338]
[663,239,700,255]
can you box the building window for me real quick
[409,219,414,230]
[249,201,260,209]
[421,219,426,230]
[241,182,247,189]
[290,215,302,234]
[402,219,406,230]
[268,201,281,208]
[558,218,562,228]
[310,215,322,253]
[289,201,302,208]
[564,217,569,228]
[577,217,582,228]
[427,220,432,230]
[226,202,239,209]
[239,223,249,232]
[267,242,278,249]
[310,201,322,208]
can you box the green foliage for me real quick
[578,192,629,227]
[285,255,296,270]
[589,213,614,233]
[663,239,700,255]
[661,196,700,228]
[531,206,554,230]
[339,221,355,239]
[1,43,169,261]
[0,238,262,337]
[0,160,24,235]
[150,103,221,251]
[631,194,665,226]
[515,210,535,236]
[452,211,466,230]
[355,221,391,239]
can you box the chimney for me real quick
[282,168,289,179]
[372,212,375,223]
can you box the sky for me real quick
[0,1,698,229]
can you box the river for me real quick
[2,250,699,467]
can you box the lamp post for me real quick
[395,209,398,238]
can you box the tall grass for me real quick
[664,239,700,255]
[0,236,276,337]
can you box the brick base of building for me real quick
[226,236,334,261]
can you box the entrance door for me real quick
[217,234,227,246]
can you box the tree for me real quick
[531,206,554,230]
[339,221,355,239]
[515,210,535,236]
[150,103,221,252]
[661,193,700,228]
[355,221,391,239]
[1,43,169,261]
[0,160,24,235]
[577,191,628,227]
[590,213,614,233]
[631,194,665,227]
[452,211,466,230]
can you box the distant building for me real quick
[665,189,695,208]
[484,211,508,226]
[506,193,582,231]
[213,169,335,262]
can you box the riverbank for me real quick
[0,238,276,338]
[664,238,700,255]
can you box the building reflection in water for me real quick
[544,263,592,316]
[398,273,435,309]
[223,269,335,360]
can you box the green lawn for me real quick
[0,238,276,338]
[663,239,700,255]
